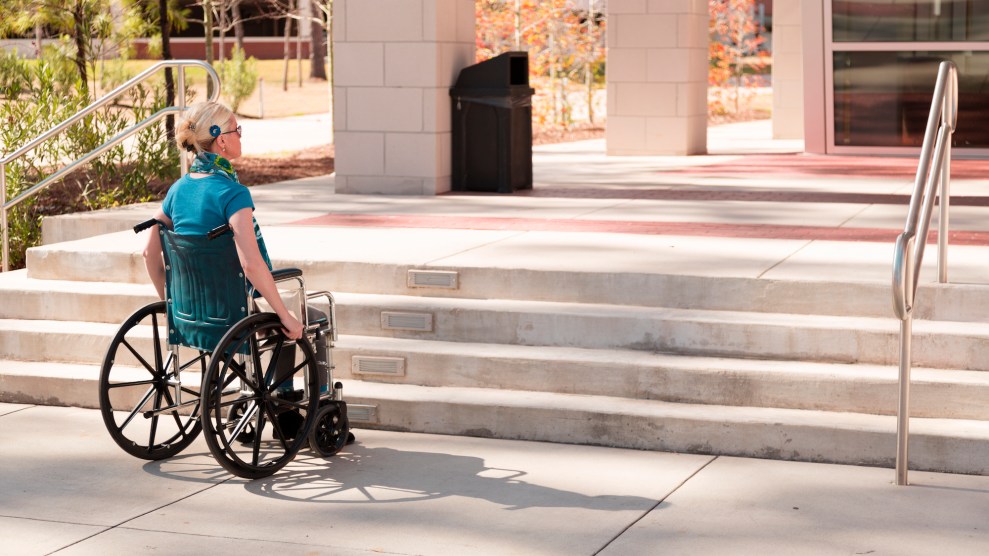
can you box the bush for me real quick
[216,47,258,114]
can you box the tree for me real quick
[709,0,769,116]
[0,0,121,98]
[475,0,605,128]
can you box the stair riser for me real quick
[2,316,986,376]
[24,247,988,322]
[5,373,986,476]
[333,345,989,420]
[0,289,155,323]
[336,304,989,371]
[348,395,989,476]
[0,327,203,369]
[4,332,986,420]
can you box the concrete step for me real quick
[333,293,989,371]
[3,323,988,421]
[3,360,987,475]
[23,228,989,322]
[333,336,989,420]
[5,286,989,371]
[342,381,989,476]
[0,270,156,322]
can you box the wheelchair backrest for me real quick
[159,227,248,351]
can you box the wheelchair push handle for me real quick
[133,218,159,234]
[207,223,232,240]
[134,219,231,241]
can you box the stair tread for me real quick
[343,379,989,436]
[3,358,986,438]
[336,334,989,385]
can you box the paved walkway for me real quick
[4,402,989,555]
[16,118,989,554]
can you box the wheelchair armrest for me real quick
[272,268,303,281]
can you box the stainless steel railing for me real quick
[891,60,958,486]
[1,60,221,272]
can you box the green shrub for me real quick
[216,47,258,114]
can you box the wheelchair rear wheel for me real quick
[99,301,204,460]
[200,313,320,479]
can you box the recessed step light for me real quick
[381,311,433,332]
[407,269,459,289]
[352,355,406,377]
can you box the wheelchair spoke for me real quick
[263,402,291,451]
[261,337,285,392]
[221,354,256,392]
[146,389,162,454]
[119,385,157,431]
[151,311,163,372]
[160,385,193,435]
[252,406,267,466]
[228,401,258,441]
[106,378,155,390]
[177,351,208,373]
[121,339,158,376]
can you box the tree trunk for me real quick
[296,14,303,88]
[204,0,214,65]
[72,0,89,97]
[310,20,326,80]
[160,0,175,144]
[232,0,245,52]
[218,6,227,61]
[34,23,43,57]
[282,0,293,91]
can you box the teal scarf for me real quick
[190,152,238,182]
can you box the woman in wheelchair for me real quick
[142,101,302,340]
[99,101,349,480]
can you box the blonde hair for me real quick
[175,102,234,154]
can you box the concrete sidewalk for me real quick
[14,119,989,554]
[4,402,989,555]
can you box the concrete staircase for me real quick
[3,223,989,475]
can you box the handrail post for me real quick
[895,316,912,485]
[1,163,7,272]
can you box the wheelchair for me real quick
[98,218,351,479]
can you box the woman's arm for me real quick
[142,210,172,300]
[228,207,303,340]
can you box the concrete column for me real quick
[605,0,708,156]
[802,0,827,154]
[332,0,475,195]
[772,1,804,140]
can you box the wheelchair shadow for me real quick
[241,442,657,512]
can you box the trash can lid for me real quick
[453,51,531,90]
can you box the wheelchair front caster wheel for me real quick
[309,403,350,457]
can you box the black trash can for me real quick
[450,52,535,193]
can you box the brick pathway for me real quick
[290,213,989,246]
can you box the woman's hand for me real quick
[279,313,304,340]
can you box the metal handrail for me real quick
[891,60,957,486]
[1,60,221,272]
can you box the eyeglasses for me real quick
[219,125,242,138]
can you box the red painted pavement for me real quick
[656,153,989,180]
[289,213,989,246]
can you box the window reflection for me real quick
[833,51,989,147]
[833,0,989,42]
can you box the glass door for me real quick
[825,0,989,154]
